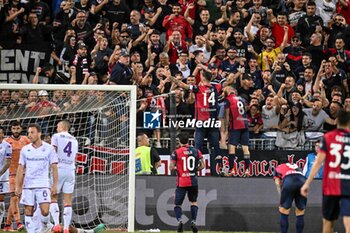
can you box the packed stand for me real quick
[0,0,350,150]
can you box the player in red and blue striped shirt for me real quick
[274,159,307,233]
[301,109,350,233]
[224,85,251,176]
[170,132,204,233]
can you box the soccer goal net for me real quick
[1,84,137,232]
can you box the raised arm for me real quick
[32,67,42,84]
[170,75,190,90]
[93,0,108,14]
[215,5,228,26]
[245,13,256,42]
[147,7,162,26]
[184,3,195,25]
[279,26,289,51]
[266,9,276,26]
[223,69,243,87]
[6,7,25,22]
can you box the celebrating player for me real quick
[50,120,78,233]
[301,109,350,233]
[224,85,251,176]
[274,158,307,233]
[0,126,12,228]
[4,121,30,231]
[171,69,237,175]
[15,124,58,233]
[170,132,205,233]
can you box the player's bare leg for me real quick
[219,119,227,149]
[51,194,61,232]
[63,193,73,233]
[190,201,198,233]
[24,205,35,233]
[154,129,161,148]
[295,208,305,233]
[322,219,335,233]
[0,194,6,228]
[343,216,350,233]
[40,202,51,232]
[5,194,23,231]
[13,194,23,230]
[242,145,250,177]
[279,207,290,233]
[4,194,14,230]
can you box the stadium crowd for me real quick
[0,0,350,149]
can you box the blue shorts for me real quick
[174,186,198,206]
[322,195,350,221]
[280,174,307,210]
[228,128,249,146]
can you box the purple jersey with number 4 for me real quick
[51,132,78,169]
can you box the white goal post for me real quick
[0,84,137,232]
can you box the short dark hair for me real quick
[178,132,189,145]
[193,50,203,57]
[277,11,288,17]
[28,124,42,133]
[201,70,212,81]
[0,126,4,133]
[304,67,314,73]
[307,1,316,6]
[302,52,312,59]
[11,120,21,128]
[337,109,350,127]
[331,101,343,109]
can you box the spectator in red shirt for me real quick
[164,30,188,64]
[162,2,193,40]
[267,10,295,47]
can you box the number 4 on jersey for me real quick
[63,141,72,157]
